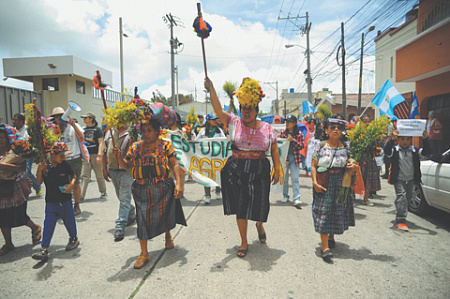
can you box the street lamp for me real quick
[357,25,375,115]
[285,44,312,105]
[119,17,128,102]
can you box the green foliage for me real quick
[347,115,391,162]
[258,111,268,118]
[316,104,332,120]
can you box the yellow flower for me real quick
[235,78,262,107]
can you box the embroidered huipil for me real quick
[126,140,176,185]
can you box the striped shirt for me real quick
[227,113,276,152]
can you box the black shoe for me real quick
[321,249,333,258]
[32,248,49,261]
[114,230,125,242]
[328,239,336,249]
[66,237,79,251]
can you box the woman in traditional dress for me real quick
[310,118,358,259]
[0,125,41,256]
[205,77,281,258]
[113,119,185,269]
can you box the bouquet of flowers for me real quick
[25,103,61,162]
[337,115,391,205]
[185,107,198,140]
[223,81,238,114]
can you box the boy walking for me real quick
[384,129,430,231]
[32,142,80,261]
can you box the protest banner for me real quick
[165,132,289,193]
[397,119,426,137]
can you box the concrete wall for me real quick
[375,18,417,93]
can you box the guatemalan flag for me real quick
[302,100,316,114]
[371,79,405,119]
[410,91,419,119]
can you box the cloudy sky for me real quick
[0,0,417,112]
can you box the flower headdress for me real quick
[234,77,265,108]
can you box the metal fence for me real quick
[0,85,43,125]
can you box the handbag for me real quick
[0,179,15,197]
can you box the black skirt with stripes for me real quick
[221,157,271,222]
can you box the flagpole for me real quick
[359,103,371,118]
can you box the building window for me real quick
[390,56,394,78]
[42,78,59,91]
[76,80,85,94]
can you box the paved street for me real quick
[1,170,449,299]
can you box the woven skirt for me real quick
[360,159,381,191]
[221,157,271,222]
[131,178,186,240]
[312,172,355,235]
[0,202,30,228]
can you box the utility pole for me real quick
[175,66,179,106]
[358,25,375,115]
[340,22,347,120]
[163,13,183,109]
[279,12,313,104]
[119,17,127,102]
[263,81,279,115]
[306,12,312,104]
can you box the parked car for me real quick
[410,149,450,215]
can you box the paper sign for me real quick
[397,119,426,137]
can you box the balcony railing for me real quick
[92,88,122,103]
[418,1,450,33]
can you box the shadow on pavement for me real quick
[330,243,396,262]
[0,243,38,264]
[389,220,438,235]
[354,213,367,220]
[73,210,94,223]
[210,241,286,272]
[33,245,82,280]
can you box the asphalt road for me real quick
[1,171,449,298]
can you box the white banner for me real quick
[306,139,320,170]
[165,132,289,193]
[397,119,427,137]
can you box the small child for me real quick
[384,129,430,231]
[32,142,80,261]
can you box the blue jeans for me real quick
[26,158,41,192]
[42,201,77,248]
[283,154,301,202]
[109,169,135,231]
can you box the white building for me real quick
[3,55,114,119]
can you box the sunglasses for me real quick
[330,125,344,131]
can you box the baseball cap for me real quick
[49,142,72,156]
[205,113,218,120]
[273,115,282,121]
[81,112,96,118]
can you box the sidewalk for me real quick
[1,172,449,298]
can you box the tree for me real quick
[151,90,169,105]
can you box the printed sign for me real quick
[397,119,426,137]
[165,132,290,193]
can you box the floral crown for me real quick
[234,77,265,107]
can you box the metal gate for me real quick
[0,85,43,125]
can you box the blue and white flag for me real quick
[371,79,405,119]
[302,100,316,114]
[410,91,419,119]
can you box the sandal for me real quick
[0,244,15,256]
[236,248,248,258]
[32,225,42,245]
[165,237,174,249]
[133,255,150,269]
[256,223,266,243]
